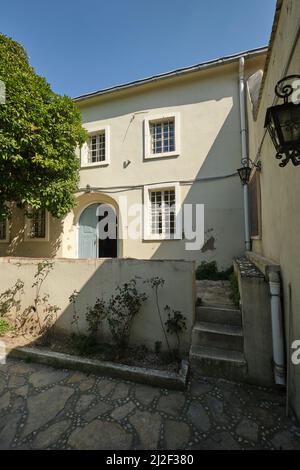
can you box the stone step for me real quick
[189,345,247,382]
[192,321,244,352]
[196,306,242,327]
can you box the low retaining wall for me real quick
[0,257,195,353]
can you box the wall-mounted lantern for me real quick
[265,75,300,167]
[237,158,261,186]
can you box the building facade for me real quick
[0,49,266,269]
[246,0,300,421]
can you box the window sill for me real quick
[144,152,179,160]
[143,235,181,242]
[0,240,9,244]
[81,161,109,169]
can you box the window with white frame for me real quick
[144,113,180,159]
[0,219,8,242]
[26,208,48,240]
[144,183,181,239]
[88,132,106,163]
[81,127,110,167]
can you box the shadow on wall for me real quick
[147,99,245,268]
[0,208,63,258]
[2,257,195,357]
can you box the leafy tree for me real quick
[0,33,87,219]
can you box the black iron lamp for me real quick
[237,158,261,186]
[265,75,300,167]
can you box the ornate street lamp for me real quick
[265,75,300,167]
[237,159,261,186]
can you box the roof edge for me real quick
[73,46,268,103]
[254,0,284,118]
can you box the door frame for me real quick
[75,201,119,259]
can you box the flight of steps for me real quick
[189,281,247,382]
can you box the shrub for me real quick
[229,273,240,307]
[86,297,107,340]
[164,306,187,355]
[0,318,11,335]
[108,279,147,349]
[196,261,233,281]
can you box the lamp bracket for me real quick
[275,75,300,104]
[241,158,261,171]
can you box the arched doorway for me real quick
[78,203,118,258]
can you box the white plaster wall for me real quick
[0,257,195,353]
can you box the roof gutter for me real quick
[73,47,267,104]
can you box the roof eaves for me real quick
[73,46,267,103]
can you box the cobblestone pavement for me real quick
[0,358,300,450]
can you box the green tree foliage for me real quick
[0,33,87,219]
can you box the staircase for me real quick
[189,281,247,382]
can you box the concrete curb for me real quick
[5,345,189,390]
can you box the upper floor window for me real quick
[25,208,49,241]
[88,132,105,163]
[81,127,110,168]
[144,113,180,159]
[0,219,9,243]
[150,119,175,154]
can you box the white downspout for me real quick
[269,270,286,386]
[239,57,251,251]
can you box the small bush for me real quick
[229,273,240,307]
[108,279,147,349]
[196,261,233,281]
[70,333,97,356]
[0,318,11,335]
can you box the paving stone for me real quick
[236,418,259,441]
[32,420,71,449]
[67,371,88,384]
[0,412,21,449]
[75,394,95,413]
[83,401,113,422]
[111,401,135,421]
[164,420,190,450]
[8,374,26,388]
[187,402,211,432]
[79,378,96,392]
[97,379,115,397]
[15,385,29,397]
[193,432,241,450]
[0,375,6,394]
[11,396,24,412]
[23,385,74,437]
[190,380,212,396]
[207,396,228,424]
[271,430,300,450]
[130,410,161,449]
[9,362,39,375]
[157,392,185,417]
[0,391,10,410]
[112,382,130,400]
[68,420,132,450]
[29,370,68,388]
[135,384,160,405]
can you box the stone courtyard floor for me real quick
[0,358,300,450]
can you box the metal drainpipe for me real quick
[239,57,251,251]
[269,270,286,386]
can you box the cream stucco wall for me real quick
[0,257,195,353]
[0,54,266,269]
[61,56,265,268]
[247,0,300,420]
